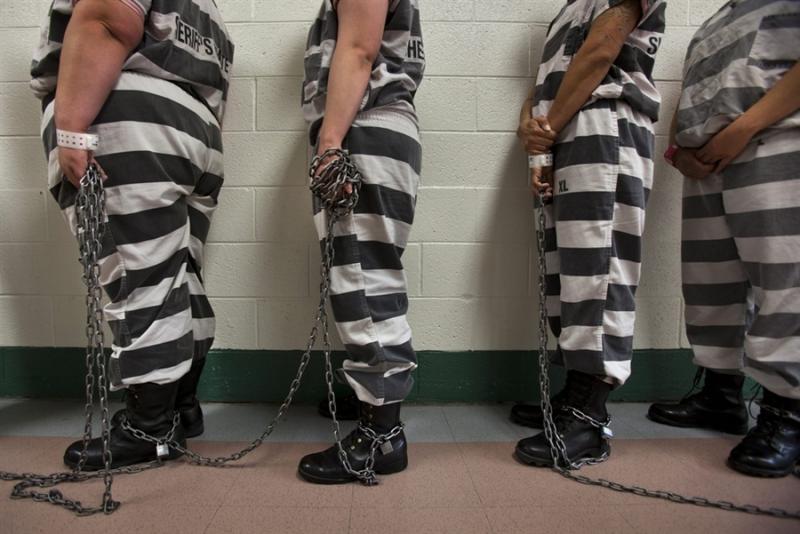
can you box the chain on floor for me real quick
[0,150,396,516]
[533,199,800,521]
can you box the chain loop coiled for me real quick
[533,199,800,520]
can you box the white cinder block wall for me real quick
[0,0,727,352]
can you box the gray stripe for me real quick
[727,207,800,238]
[723,150,800,190]
[686,324,746,349]
[745,356,800,388]
[743,262,800,291]
[749,313,800,338]
[683,282,749,307]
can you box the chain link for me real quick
[533,199,800,520]
[0,166,124,515]
[0,151,383,516]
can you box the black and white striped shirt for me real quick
[533,0,666,122]
[676,0,800,148]
[302,0,425,126]
[31,0,235,123]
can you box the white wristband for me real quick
[57,129,99,151]
[528,153,553,168]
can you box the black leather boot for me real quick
[510,371,577,428]
[64,381,186,470]
[317,391,360,421]
[111,359,206,438]
[174,358,206,437]
[648,368,749,435]
[298,401,408,484]
[727,389,800,478]
[515,371,613,467]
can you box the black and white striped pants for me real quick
[43,72,223,389]
[311,109,421,406]
[682,129,800,399]
[544,100,654,386]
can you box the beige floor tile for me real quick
[206,505,351,534]
[352,443,481,508]
[350,507,491,534]
[485,505,636,534]
[621,502,799,534]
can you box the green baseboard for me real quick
[0,347,714,403]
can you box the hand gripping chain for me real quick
[0,166,122,516]
[533,199,800,521]
[0,150,384,517]
[105,149,396,485]
[311,148,403,486]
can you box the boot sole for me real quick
[646,411,748,435]
[513,443,610,467]
[63,447,185,471]
[297,456,409,485]
[726,457,798,479]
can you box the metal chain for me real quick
[0,151,384,516]
[533,200,800,520]
[0,166,124,516]
[88,149,396,486]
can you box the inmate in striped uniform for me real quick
[304,0,424,406]
[678,0,800,399]
[31,0,234,389]
[534,0,666,385]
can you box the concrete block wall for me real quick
[0,0,727,352]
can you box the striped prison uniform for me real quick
[533,0,666,385]
[31,0,234,389]
[304,0,424,406]
[677,0,800,399]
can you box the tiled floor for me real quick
[1,400,798,533]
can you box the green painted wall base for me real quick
[0,347,721,403]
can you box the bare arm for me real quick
[55,0,144,185]
[316,0,389,152]
[547,0,642,133]
[697,61,800,171]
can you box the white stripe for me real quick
[682,216,731,242]
[684,304,748,327]
[723,180,800,215]
[129,308,193,349]
[106,223,190,272]
[746,336,800,362]
[313,212,412,245]
[328,264,407,297]
[612,202,646,237]
[193,317,216,341]
[754,287,800,316]
[603,360,631,385]
[560,274,608,303]
[619,146,652,183]
[736,235,800,263]
[609,257,640,287]
[560,325,603,352]
[115,71,219,126]
[336,315,411,348]
[682,261,747,285]
[93,121,223,176]
[603,310,636,338]
[554,163,618,193]
[350,154,419,197]
[553,220,612,249]
[104,182,194,216]
[115,359,193,389]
